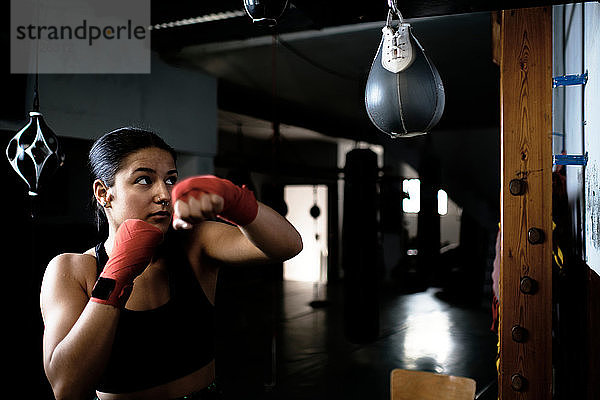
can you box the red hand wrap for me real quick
[171,175,259,226]
[91,219,163,308]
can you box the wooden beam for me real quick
[499,6,553,400]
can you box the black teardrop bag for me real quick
[365,22,445,138]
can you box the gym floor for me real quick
[214,277,499,400]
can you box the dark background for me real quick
[1,1,593,398]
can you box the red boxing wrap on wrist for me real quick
[91,219,163,308]
[171,175,259,226]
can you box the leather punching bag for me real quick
[342,149,380,344]
[365,10,445,138]
[243,0,288,26]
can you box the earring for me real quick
[101,199,111,208]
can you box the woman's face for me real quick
[104,147,178,233]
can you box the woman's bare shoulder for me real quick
[42,249,99,296]
[48,248,97,270]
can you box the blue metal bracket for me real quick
[553,152,588,166]
[552,71,588,88]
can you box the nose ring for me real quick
[156,196,170,206]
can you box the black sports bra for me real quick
[94,232,216,394]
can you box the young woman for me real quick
[40,127,302,400]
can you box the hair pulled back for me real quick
[88,126,177,232]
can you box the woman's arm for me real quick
[40,254,119,400]
[41,219,162,399]
[191,201,303,265]
[171,175,302,265]
[239,202,303,261]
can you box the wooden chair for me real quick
[390,369,477,400]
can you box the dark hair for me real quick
[89,126,177,232]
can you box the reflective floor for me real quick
[214,278,498,400]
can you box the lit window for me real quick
[402,179,420,213]
[438,189,448,215]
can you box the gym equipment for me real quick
[342,149,380,343]
[91,219,163,308]
[243,0,288,26]
[365,1,445,137]
[172,175,259,226]
[6,76,64,197]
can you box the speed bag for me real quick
[365,25,445,138]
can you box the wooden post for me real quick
[499,7,553,400]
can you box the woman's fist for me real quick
[173,192,225,229]
[171,175,258,228]
[91,219,163,307]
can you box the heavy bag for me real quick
[342,148,380,344]
[365,16,445,137]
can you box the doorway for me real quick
[283,185,328,283]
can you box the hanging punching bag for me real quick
[6,111,64,197]
[243,0,288,26]
[342,148,380,344]
[365,9,445,137]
